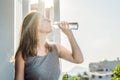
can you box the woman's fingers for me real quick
[58,21,69,29]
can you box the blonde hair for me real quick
[15,11,52,60]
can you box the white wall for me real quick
[0,0,23,80]
[0,0,14,80]
[14,0,23,53]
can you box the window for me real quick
[98,76,102,79]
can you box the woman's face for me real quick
[38,17,53,33]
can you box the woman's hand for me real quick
[58,22,72,36]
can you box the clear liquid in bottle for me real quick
[52,22,79,30]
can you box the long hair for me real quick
[15,11,52,61]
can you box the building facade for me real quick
[89,58,120,80]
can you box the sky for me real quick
[59,0,120,72]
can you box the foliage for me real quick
[112,65,120,80]
[83,72,88,76]
[62,73,81,80]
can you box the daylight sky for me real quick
[60,0,120,71]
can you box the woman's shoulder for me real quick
[15,51,22,59]
[50,43,61,55]
[48,42,58,49]
[15,51,25,63]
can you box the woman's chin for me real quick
[48,29,53,33]
[45,28,53,33]
[39,28,53,33]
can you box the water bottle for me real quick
[52,22,79,30]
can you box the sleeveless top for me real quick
[24,44,60,80]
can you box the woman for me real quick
[14,11,84,80]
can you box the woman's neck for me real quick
[37,32,47,50]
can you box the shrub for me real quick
[62,73,81,80]
[112,65,120,80]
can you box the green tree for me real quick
[83,72,88,76]
[62,73,69,80]
[71,76,81,80]
[112,65,120,80]
[82,72,89,80]
[62,73,81,80]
